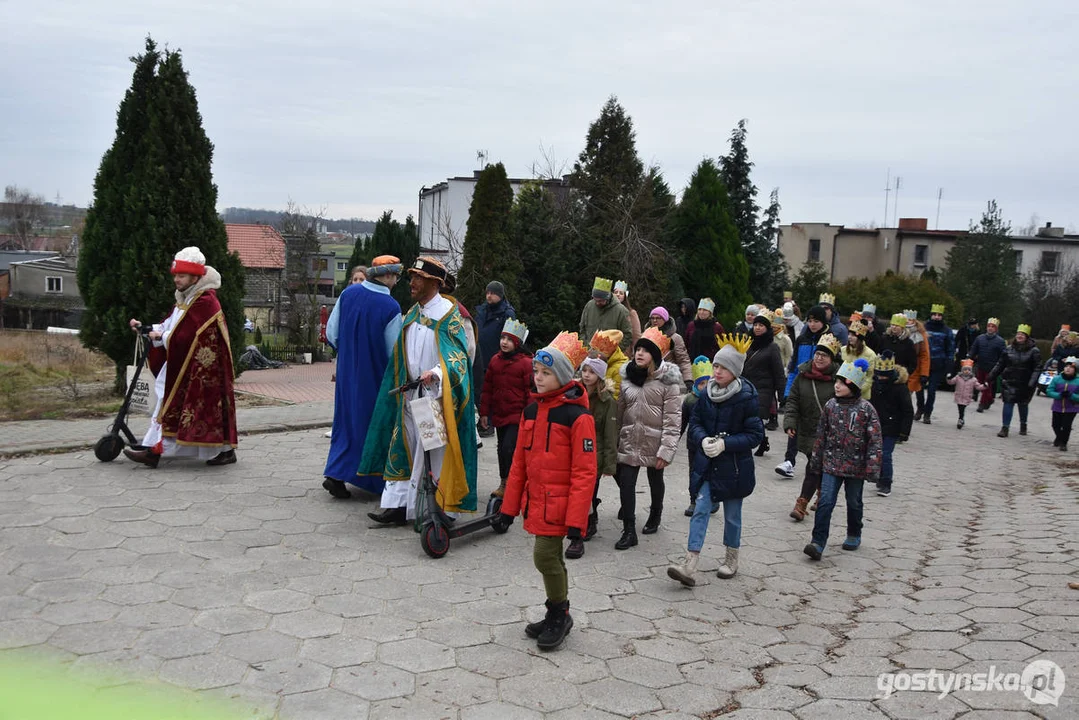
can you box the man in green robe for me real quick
[361,256,478,524]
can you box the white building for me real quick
[418,171,569,271]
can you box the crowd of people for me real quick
[122,247,1077,652]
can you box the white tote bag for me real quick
[409,393,448,451]
[125,336,159,415]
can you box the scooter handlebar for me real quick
[389,379,423,396]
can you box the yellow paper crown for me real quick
[890,313,907,326]
[931,303,946,314]
[550,331,589,369]
[1017,324,1032,335]
[816,333,842,356]
[987,317,1000,326]
[592,277,614,293]
[716,333,752,354]
[691,355,712,381]
[819,292,835,305]
[873,354,896,372]
[849,320,869,337]
[640,327,671,357]
[589,329,622,357]
[783,290,793,300]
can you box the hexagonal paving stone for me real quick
[378,637,455,673]
[0,618,57,649]
[245,588,313,614]
[456,643,534,679]
[194,607,271,635]
[607,655,684,689]
[134,626,221,659]
[37,600,119,626]
[499,672,581,713]
[158,653,249,691]
[100,582,175,606]
[247,657,333,695]
[577,677,663,716]
[115,601,195,629]
[49,623,140,654]
[680,660,757,691]
[271,609,344,639]
[300,634,378,668]
[332,662,415,701]
[414,667,498,707]
[278,688,370,720]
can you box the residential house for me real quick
[2,253,82,329]
[418,171,571,270]
[225,223,286,331]
[780,218,1079,285]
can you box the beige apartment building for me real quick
[779,218,1079,283]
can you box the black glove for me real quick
[567,527,582,540]
[492,513,514,532]
[920,376,929,385]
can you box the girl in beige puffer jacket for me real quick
[615,328,683,550]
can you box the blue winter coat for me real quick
[924,319,955,365]
[785,325,824,397]
[688,381,765,502]
[828,315,849,345]
[474,298,516,367]
[968,332,1006,373]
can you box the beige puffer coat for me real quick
[616,361,683,467]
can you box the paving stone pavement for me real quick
[0,395,1076,718]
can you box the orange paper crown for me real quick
[550,331,589,369]
[639,327,671,357]
[960,359,974,369]
[589,329,623,357]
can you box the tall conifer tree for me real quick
[457,162,517,307]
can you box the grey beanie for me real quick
[486,280,506,299]
[535,347,575,387]
[713,344,747,377]
[745,304,758,317]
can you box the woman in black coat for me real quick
[987,326,1042,437]
[741,312,786,455]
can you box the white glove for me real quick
[701,437,725,458]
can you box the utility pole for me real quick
[883,169,891,227]
[892,177,902,227]
[935,188,943,229]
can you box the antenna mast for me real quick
[935,188,943,229]
[883,169,891,227]
[892,177,902,227]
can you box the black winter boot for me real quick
[615,516,638,550]
[584,499,600,541]
[536,600,573,651]
[754,435,770,457]
[642,507,662,535]
[525,600,553,638]
[1019,424,1028,436]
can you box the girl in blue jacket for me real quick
[1046,356,1079,451]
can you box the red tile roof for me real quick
[226,224,285,269]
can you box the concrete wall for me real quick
[10,262,79,299]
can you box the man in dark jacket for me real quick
[920,305,955,424]
[954,318,982,372]
[968,317,1006,411]
[817,293,848,345]
[473,280,516,435]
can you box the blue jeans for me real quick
[924,362,947,415]
[810,472,864,549]
[687,483,742,552]
[878,436,897,491]
[1002,402,1029,428]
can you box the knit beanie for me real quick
[745,304,758,318]
[535,332,588,387]
[649,306,670,323]
[713,335,751,377]
[806,305,827,324]
[635,337,663,370]
[752,313,772,329]
[580,356,607,380]
[486,280,506,299]
[171,247,207,276]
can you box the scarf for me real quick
[175,266,222,307]
[749,330,773,350]
[626,361,651,387]
[707,377,743,404]
[802,363,834,382]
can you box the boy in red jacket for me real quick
[498,331,597,651]
[479,319,534,498]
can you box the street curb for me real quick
[0,419,332,460]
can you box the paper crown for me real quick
[1064,355,1079,366]
[1062,324,1071,331]
[837,358,870,388]
[691,355,712,381]
[931,303,946,314]
[903,309,918,321]
[890,313,907,326]
[960,359,975,369]
[849,320,869,337]
[771,308,785,325]
[613,280,628,295]
[862,303,877,315]
[754,308,775,325]
[589,329,623,357]
[987,317,1000,326]
[639,327,671,357]
[783,290,793,300]
[816,333,842,357]
[592,277,614,294]
[849,311,863,323]
[501,318,529,344]
[1017,324,1032,335]
[819,292,835,306]
[548,331,589,369]
[698,297,716,314]
[873,354,897,372]
[717,333,752,354]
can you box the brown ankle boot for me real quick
[491,479,507,498]
[789,497,808,521]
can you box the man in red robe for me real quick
[124,246,239,468]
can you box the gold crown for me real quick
[549,331,589,369]
[819,292,835,305]
[717,333,752,354]
[849,320,869,337]
[771,308,785,326]
[987,317,1000,326]
[754,308,775,325]
[873,354,896,372]
[1017,324,1032,335]
[816,333,842,356]
[931,303,946,314]
[589,329,622,357]
[592,277,614,293]
[960,359,974,368]
[640,327,671,357]
[691,355,712,381]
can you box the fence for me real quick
[257,343,328,363]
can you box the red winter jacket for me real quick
[479,350,534,427]
[500,381,598,537]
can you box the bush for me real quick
[829,272,964,327]
[253,326,263,345]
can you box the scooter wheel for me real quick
[94,435,124,462]
[421,523,450,558]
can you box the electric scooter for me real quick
[94,324,154,462]
[389,379,511,558]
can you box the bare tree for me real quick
[277,200,327,346]
[1,185,46,250]
[432,206,466,273]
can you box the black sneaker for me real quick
[565,538,585,559]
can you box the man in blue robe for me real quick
[322,255,403,499]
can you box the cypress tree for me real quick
[362,210,419,308]
[79,37,244,387]
[670,159,752,329]
[457,162,517,308]
[942,200,1023,331]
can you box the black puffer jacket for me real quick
[988,338,1042,404]
[742,332,786,419]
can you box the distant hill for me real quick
[221,207,376,236]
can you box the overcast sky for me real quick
[2,1,1076,232]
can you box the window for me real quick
[311,258,328,272]
[1013,250,1023,274]
[913,244,929,267]
[808,238,821,262]
[1040,251,1061,275]
[46,276,62,293]
[336,261,348,272]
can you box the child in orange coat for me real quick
[498,332,597,651]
